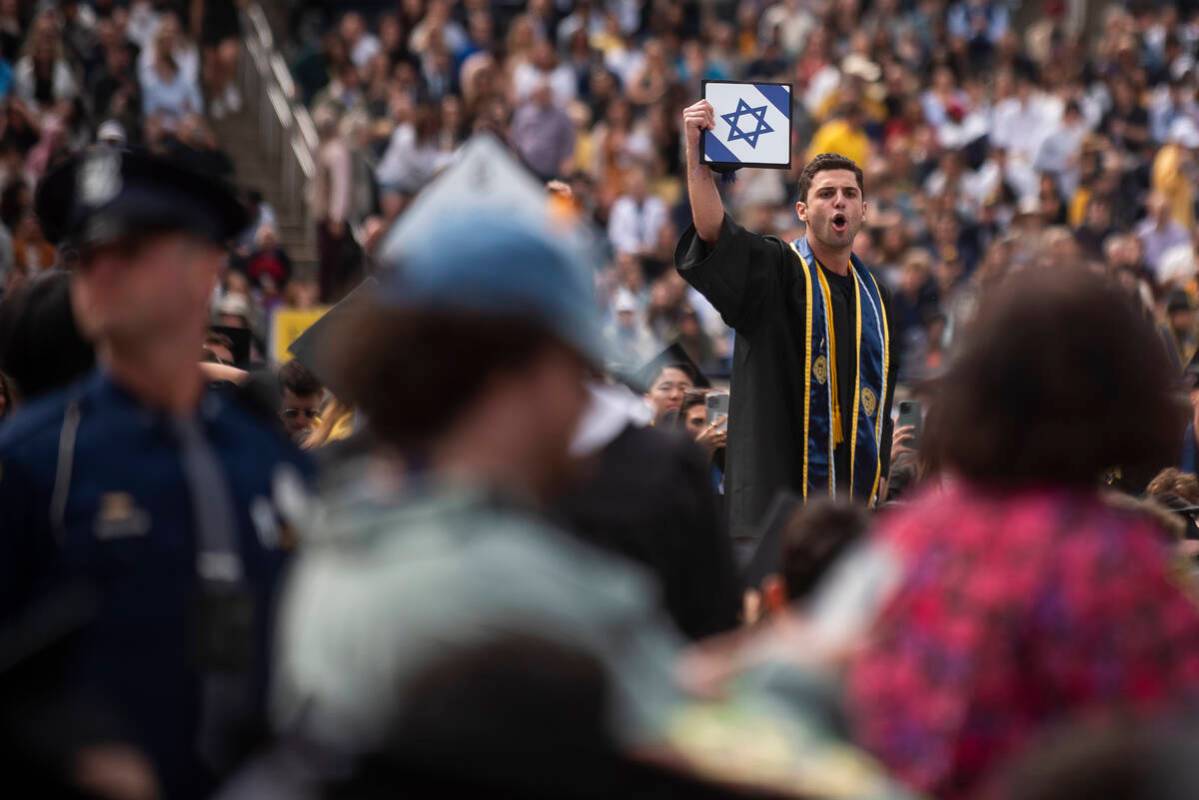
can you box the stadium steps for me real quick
[210,104,319,281]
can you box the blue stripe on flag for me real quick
[755,83,791,121]
[704,131,740,164]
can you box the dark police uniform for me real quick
[0,147,314,799]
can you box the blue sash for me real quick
[790,237,890,506]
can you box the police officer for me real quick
[0,146,312,799]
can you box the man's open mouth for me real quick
[831,213,848,233]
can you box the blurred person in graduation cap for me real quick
[556,374,740,642]
[0,145,314,800]
[270,210,690,769]
[0,269,95,409]
[639,341,711,425]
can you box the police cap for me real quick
[34,146,250,248]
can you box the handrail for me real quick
[238,2,370,266]
[245,4,272,50]
[270,54,296,101]
[295,109,318,157]
[238,3,317,258]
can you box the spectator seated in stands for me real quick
[14,13,78,123]
[140,27,203,130]
[510,79,575,182]
[242,224,292,297]
[278,358,323,444]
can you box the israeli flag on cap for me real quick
[701,80,793,169]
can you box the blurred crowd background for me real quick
[281,0,1199,387]
[9,0,1199,796]
[1,1,1199,389]
[8,2,1199,799]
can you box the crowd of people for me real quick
[0,0,318,349]
[288,0,1199,382]
[7,1,1199,800]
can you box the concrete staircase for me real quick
[210,104,318,278]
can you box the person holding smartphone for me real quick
[675,98,899,545]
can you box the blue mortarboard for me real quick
[34,146,249,248]
[379,213,608,369]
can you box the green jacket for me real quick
[272,476,684,753]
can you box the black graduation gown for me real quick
[553,423,741,641]
[674,213,899,545]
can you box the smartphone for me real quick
[706,392,730,431]
[896,399,922,442]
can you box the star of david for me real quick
[721,99,774,149]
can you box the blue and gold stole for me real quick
[789,237,890,506]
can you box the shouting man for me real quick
[675,98,898,544]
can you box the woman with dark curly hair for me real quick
[847,265,1199,799]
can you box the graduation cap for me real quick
[286,277,379,398]
[380,134,553,266]
[35,146,249,248]
[636,342,711,394]
[0,270,95,400]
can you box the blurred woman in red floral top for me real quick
[847,266,1199,798]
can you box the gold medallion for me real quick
[813,355,828,384]
[861,387,877,417]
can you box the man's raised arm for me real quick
[683,100,724,245]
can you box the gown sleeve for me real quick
[674,212,790,334]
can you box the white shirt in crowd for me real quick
[608,194,668,256]
[512,62,577,106]
[1035,116,1090,198]
[141,66,203,126]
[349,33,382,69]
[137,43,200,94]
[375,123,456,194]
[126,0,161,49]
[991,91,1062,164]
[760,0,815,56]
[13,57,76,109]
[804,65,841,115]
[604,45,644,88]
[991,91,1062,200]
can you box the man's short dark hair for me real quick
[331,305,566,455]
[796,153,865,203]
[780,499,870,601]
[927,266,1184,488]
[279,358,322,398]
[680,390,707,415]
